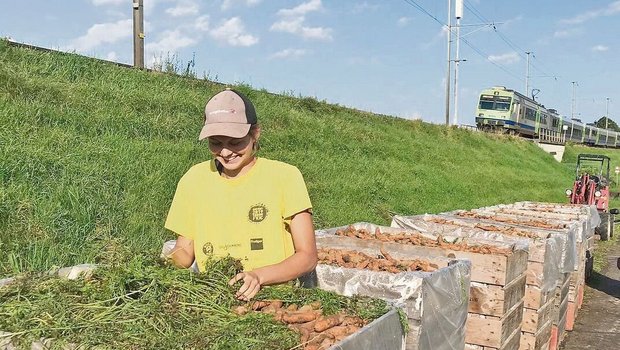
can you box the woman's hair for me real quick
[250,124,261,152]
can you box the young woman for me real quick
[165,88,317,301]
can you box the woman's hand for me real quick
[228,271,262,301]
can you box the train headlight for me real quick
[565,189,572,196]
[595,191,602,197]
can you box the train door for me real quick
[513,101,520,124]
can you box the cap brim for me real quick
[199,123,251,140]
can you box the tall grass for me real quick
[0,40,597,276]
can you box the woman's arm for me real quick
[229,210,317,300]
[167,235,195,269]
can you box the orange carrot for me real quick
[314,314,344,332]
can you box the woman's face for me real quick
[207,132,257,174]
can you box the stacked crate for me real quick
[318,223,529,350]
[391,214,567,350]
[475,204,595,333]
[460,204,593,349]
[312,228,472,350]
[509,202,599,320]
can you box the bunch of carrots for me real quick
[233,299,365,350]
[318,248,437,273]
[0,256,389,350]
[335,225,513,256]
[456,211,564,230]
[428,217,539,239]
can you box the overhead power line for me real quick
[463,0,558,81]
[402,0,523,83]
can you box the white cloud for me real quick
[270,17,332,40]
[553,27,585,39]
[146,29,197,55]
[271,17,305,33]
[592,45,609,52]
[165,0,199,17]
[397,17,411,27]
[271,0,332,41]
[488,52,520,65]
[277,0,322,17]
[299,26,332,40]
[560,1,620,24]
[194,15,210,31]
[210,17,259,46]
[352,2,380,13]
[270,48,308,59]
[221,0,261,11]
[66,19,132,52]
[92,0,125,6]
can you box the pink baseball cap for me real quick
[199,88,257,140]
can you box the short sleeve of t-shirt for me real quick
[164,172,196,240]
[281,166,312,219]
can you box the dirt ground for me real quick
[560,239,620,349]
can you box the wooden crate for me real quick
[465,301,524,348]
[522,297,555,333]
[520,319,553,350]
[465,326,521,350]
[314,233,471,350]
[469,274,526,317]
[318,223,528,317]
[389,214,575,350]
[524,284,554,309]
[549,273,570,350]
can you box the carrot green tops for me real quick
[165,158,312,272]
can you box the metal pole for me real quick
[453,0,463,126]
[606,97,610,129]
[133,0,144,69]
[444,0,452,126]
[525,51,531,96]
[571,81,577,119]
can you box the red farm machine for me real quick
[566,154,618,241]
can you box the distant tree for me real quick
[594,117,620,131]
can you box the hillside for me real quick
[0,40,578,275]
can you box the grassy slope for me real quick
[0,41,584,275]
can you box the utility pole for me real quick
[606,97,610,129]
[133,0,144,69]
[525,51,532,96]
[570,81,577,119]
[444,0,453,126]
[453,0,463,126]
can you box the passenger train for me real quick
[475,86,619,147]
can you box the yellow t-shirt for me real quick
[164,158,312,272]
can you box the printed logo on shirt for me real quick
[250,238,264,250]
[202,242,214,256]
[248,203,268,223]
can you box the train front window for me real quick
[478,95,511,111]
[495,97,511,111]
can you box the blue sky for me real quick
[1,0,619,126]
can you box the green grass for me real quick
[592,230,619,273]
[0,39,617,276]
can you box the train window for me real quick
[479,95,495,109]
[495,97,511,111]
[525,108,537,121]
[478,95,511,110]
